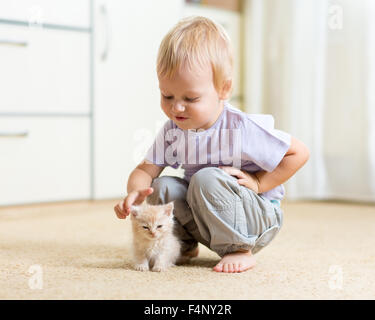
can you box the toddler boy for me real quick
[114,16,309,273]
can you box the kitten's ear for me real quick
[130,205,140,217]
[164,202,174,216]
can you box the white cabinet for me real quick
[0,1,91,206]
[93,0,184,198]
[0,0,186,205]
[0,24,90,114]
[0,117,90,206]
[0,0,90,29]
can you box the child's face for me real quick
[158,63,224,131]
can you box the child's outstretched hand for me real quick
[114,188,154,219]
[219,166,260,194]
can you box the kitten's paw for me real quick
[152,264,171,272]
[134,263,149,271]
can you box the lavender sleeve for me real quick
[241,115,291,172]
[144,120,179,169]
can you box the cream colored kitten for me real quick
[130,201,183,272]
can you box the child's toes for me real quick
[225,263,231,273]
[234,263,240,273]
[223,263,230,273]
[213,263,223,272]
[228,263,234,273]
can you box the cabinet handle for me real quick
[0,131,29,138]
[0,39,28,47]
[100,4,110,61]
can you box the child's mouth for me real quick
[176,116,188,121]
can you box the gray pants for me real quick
[147,167,283,257]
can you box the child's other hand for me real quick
[114,188,154,219]
[219,166,260,194]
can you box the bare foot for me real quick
[213,250,256,273]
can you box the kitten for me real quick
[130,201,183,272]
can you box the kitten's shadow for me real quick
[81,258,218,271]
[80,259,133,270]
[179,257,218,268]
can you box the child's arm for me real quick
[219,136,309,193]
[127,161,163,193]
[114,161,164,219]
[254,136,310,193]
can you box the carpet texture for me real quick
[0,200,374,300]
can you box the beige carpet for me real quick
[0,199,374,300]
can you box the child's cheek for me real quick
[161,103,169,115]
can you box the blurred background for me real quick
[0,0,374,206]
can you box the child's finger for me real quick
[237,178,247,186]
[119,200,125,211]
[114,205,126,219]
[114,203,122,214]
[219,166,243,178]
[117,200,128,214]
[124,194,137,211]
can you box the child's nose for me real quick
[172,102,185,113]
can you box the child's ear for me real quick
[164,202,174,216]
[219,79,232,100]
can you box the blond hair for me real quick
[157,16,234,95]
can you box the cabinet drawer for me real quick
[0,0,90,29]
[0,117,90,206]
[0,24,90,114]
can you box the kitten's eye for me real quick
[142,226,149,230]
[157,225,163,228]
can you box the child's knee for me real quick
[189,167,224,189]
[187,167,240,205]
[148,176,188,205]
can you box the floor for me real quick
[0,199,374,299]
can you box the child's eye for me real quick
[157,225,163,228]
[142,226,149,230]
[162,95,173,100]
[185,97,199,103]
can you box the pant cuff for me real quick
[214,244,254,258]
